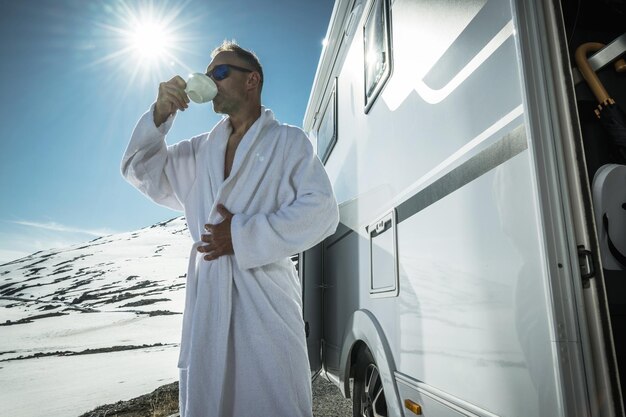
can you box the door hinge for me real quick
[577,245,595,281]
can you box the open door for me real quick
[511,0,625,414]
[545,0,626,413]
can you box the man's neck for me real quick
[228,104,262,137]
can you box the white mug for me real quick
[185,73,217,103]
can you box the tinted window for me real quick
[364,0,392,112]
[317,80,337,164]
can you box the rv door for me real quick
[515,0,624,414]
[301,242,324,375]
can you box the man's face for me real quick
[205,51,254,115]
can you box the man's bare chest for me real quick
[224,133,244,179]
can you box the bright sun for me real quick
[89,1,196,89]
[128,19,172,61]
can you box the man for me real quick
[121,41,339,417]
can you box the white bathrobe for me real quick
[121,105,339,417]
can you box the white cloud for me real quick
[0,220,124,264]
[0,234,90,265]
[12,221,119,237]
[0,249,29,264]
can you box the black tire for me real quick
[352,347,388,417]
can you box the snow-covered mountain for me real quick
[0,217,191,417]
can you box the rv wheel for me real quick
[352,347,388,417]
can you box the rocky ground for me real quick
[311,375,353,417]
[79,375,352,417]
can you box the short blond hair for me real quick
[211,40,264,93]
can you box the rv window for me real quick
[363,0,392,113]
[316,80,337,164]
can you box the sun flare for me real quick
[127,19,172,61]
[89,0,197,89]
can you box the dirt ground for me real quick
[79,375,352,417]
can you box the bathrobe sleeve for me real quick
[230,127,339,270]
[121,105,201,211]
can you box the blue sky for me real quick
[0,0,335,263]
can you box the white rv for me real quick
[300,0,626,416]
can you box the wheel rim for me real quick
[360,363,387,417]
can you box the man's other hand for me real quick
[198,204,235,261]
[154,75,189,127]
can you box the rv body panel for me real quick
[302,0,625,415]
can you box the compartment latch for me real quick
[578,245,595,281]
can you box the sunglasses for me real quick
[206,64,253,81]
